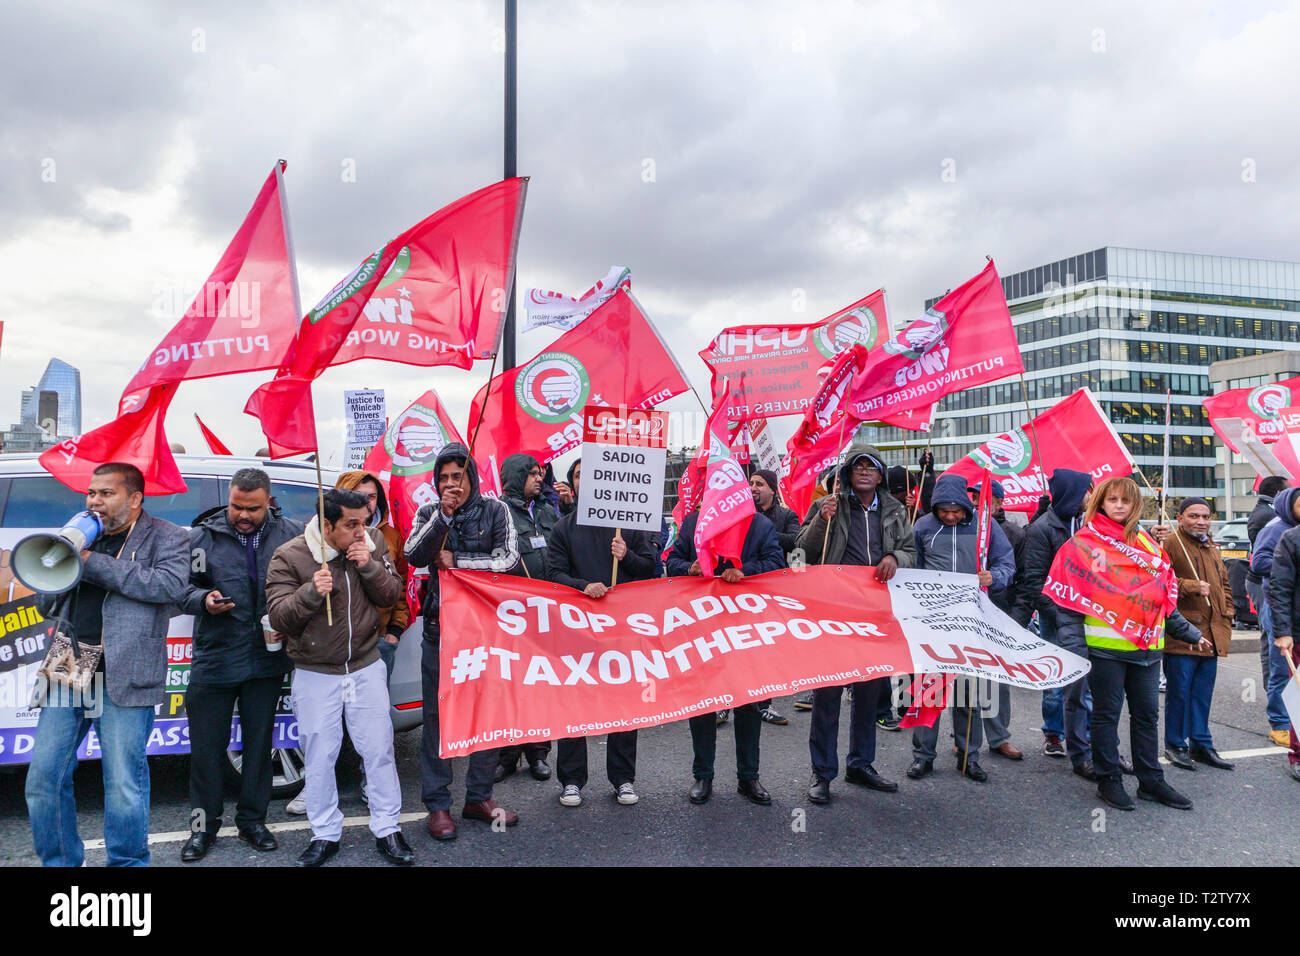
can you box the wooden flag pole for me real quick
[820,412,851,566]
[612,527,622,586]
[1017,372,1048,501]
[468,346,502,456]
[314,450,333,626]
[911,425,936,525]
[1135,468,1212,608]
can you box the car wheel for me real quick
[223,746,306,799]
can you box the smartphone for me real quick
[212,596,236,607]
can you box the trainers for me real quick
[1137,780,1193,810]
[1097,776,1135,811]
[716,709,731,724]
[1158,673,1167,693]
[1042,735,1066,758]
[877,714,902,732]
[792,692,814,712]
[360,776,368,806]
[286,793,307,815]
[1270,729,1291,748]
[759,706,788,725]
[558,785,582,807]
[616,782,639,805]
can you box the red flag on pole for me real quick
[41,384,187,494]
[974,468,992,589]
[694,383,755,578]
[362,389,467,537]
[1203,376,1300,453]
[899,672,956,729]
[194,414,233,455]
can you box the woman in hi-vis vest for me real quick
[1046,476,1211,813]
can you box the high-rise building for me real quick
[2,358,82,453]
[867,247,1300,512]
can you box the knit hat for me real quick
[752,469,780,501]
[972,480,1006,500]
[1177,496,1210,515]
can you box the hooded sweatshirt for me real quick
[500,452,559,580]
[335,469,409,637]
[1249,486,1300,585]
[404,442,521,637]
[912,473,1015,592]
[1010,468,1092,628]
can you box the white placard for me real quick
[575,405,669,533]
[344,389,387,446]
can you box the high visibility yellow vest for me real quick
[1083,529,1166,653]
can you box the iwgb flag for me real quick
[779,345,868,519]
[946,389,1134,513]
[845,261,1022,422]
[466,288,690,471]
[523,266,630,332]
[363,389,466,537]
[1203,376,1300,453]
[695,386,755,577]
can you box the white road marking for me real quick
[82,811,432,850]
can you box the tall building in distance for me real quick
[2,357,82,452]
[868,247,1300,513]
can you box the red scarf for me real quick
[1044,512,1179,649]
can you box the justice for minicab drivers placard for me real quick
[575,405,669,533]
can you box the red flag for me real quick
[898,672,956,729]
[194,414,233,455]
[246,178,527,455]
[946,389,1134,513]
[41,384,187,495]
[1269,406,1300,485]
[845,261,1023,422]
[1203,376,1300,453]
[120,162,302,408]
[466,288,689,470]
[694,385,755,577]
[778,425,847,522]
[362,389,467,537]
[974,468,992,587]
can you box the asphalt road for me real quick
[1,648,1295,867]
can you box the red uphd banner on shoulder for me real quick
[436,567,1091,755]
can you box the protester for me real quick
[794,442,916,805]
[1248,476,1288,545]
[25,463,190,867]
[887,465,918,512]
[1264,510,1300,781]
[180,468,303,861]
[1048,477,1209,812]
[405,442,522,840]
[1249,483,1299,748]
[1012,470,1102,773]
[266,488,410,866]
[748,468,800,725]
[972,479,1026,761]
[545,498,658,808]
[494,452,558,782]
[667,508,786,805]
[1163,497,1234,771]
[555,459,580,515]
[908,474,1015,782]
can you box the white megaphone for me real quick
[11,510,104,595]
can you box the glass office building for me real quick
[18,358,82,437]
[867,247,1300,508]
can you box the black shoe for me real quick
[845,764,899,792]
[1164,746,1196,771]
[792,693,814,712]
[494,756,518,784]
[716,709,731,724]
[807,775,831,804]
[1137,780,1193,810]
[1119,755,1135,775]
[295,839,339,867]
[1189,746,1234,770]
[876,714,902,732]
[528,758,552,781]
[689,778,712,804]
[759,706,788,725]
[957,756,988,783]
[237,822,278,852]
[906,758,933,779]
[181,831,215,862]
[737,780,772,806]
[1097,776,1135,811]
[376,832,414,865]
[1073,760,1099,782]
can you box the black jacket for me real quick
[993,511,1027,613]
[180,505,303,685]
[1010,469,1091,628]
[405,442,521,636]
[1248,496,1276,547]
[758,501,801,555]
[544,514,657,590]
[1267,524,1300,640]
[666,511,786,577]
[501,452,559,580]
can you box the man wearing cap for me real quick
[749,468,801,725]
[1163,497,1235,771]
[795,441,916,805]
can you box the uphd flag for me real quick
[523,266,630,332]
[467,288,690,470]
[946,388,1134,513]
[1203,375,1300,453]
[845,261,1022,422]
[779,345,868,520]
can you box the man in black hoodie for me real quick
[405,442,522,842]
[544,500,658,808]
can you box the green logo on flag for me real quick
[308,245,388,324]
[386,404,452,476]
[973,430,1032,476]
[515,352,591,424]
[1247,383,1291,420]
[814,306,879,359]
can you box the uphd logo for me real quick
[50,886,151,936]
[1247,383,1291,420]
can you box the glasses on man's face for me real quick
[851,463,880,475]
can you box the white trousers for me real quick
[291,658,401,842]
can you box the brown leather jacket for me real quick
[1166,526,1232,657]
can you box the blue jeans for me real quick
[1257,600,1292,730]
[1162,653,1217,749]
[25,693,156,867]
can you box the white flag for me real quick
[523,266,630,332]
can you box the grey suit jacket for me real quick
[40,510,190,708]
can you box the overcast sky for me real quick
[2,0,1297,470]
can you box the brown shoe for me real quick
[462,799,519,827]
[991,742,1024,760]
[426,810,457,841]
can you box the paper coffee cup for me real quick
[261,614,282,652]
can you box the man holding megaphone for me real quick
[22,462,190,867]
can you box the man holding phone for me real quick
[179,469,303,862]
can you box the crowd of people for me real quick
[21,445,1300,867]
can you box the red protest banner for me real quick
[946,389,1134,512]
[436,566,1091,755]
